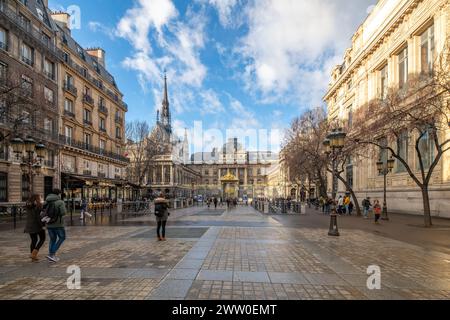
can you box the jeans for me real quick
[157,221,167,238]
[30,230,46,252]
[364,208,370,217]
[48,228,66,256]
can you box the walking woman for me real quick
[154,193,170,241]
[24,194,45,262]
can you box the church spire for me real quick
[159,71,172,140]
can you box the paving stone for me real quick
[234,271,271,283]
[149,279,193,298]
[268,272,310,285]
[197,270,233,281]
[166,269,199,280]
[176,259,204,269]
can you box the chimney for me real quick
[86,48,106,68]
[51,12,71,34]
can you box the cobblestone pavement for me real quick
[0,206,449,300]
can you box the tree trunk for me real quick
[422,186,433,227]
[348,188,362,217]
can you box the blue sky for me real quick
[49,0,376,153]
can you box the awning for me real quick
[61,173,126,188]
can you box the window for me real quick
[65,73,74,86]
[417,130,435,170]
[22,174,30,202]
[44,59,55,79]
[44,118,53,133]
[346,157,353,189]
[398,47,408,89]
[83,109,91,124]
[378,137,388,176]
[100,118,106,131]
[420,25,435,75]
[0,61,7,80]
[65,126,73,143]
[46,150,54,167]
[0,173,7,202]
[116,127,121,139]
[21,43,34,66]
[63,51,70,63]
[205,170,209,175]
[84,133,91,147]
[380,64,388,99]
[99,96,105,107]
[44,87,54,104]
[348,105,353,129]
[64,98,74,113]
[41,32,50,46]
[396,130,409,173]
[257,168,262,175]
[18,14,31,32]
[0,27,7,51]
[21,110,30,124]
[21,75,33,96]
[99,139,106,152]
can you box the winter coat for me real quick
[24,206,44,234]
[45,194,66,229]
[154,197,170,222]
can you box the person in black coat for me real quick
[24,194,46,262]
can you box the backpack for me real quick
[154,202,166,218]
[41,201,59,224]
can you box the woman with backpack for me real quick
[154,193,170,241]
[24,194,46,262]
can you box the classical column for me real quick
[170,165,174,186]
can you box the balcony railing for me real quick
[98,104,108,115]
[83,119,92,126]
[64,110,75,118]
[115,116,123,124]
[83,170,92,176]
[98,172,106,178]
[99,127,107,133]
[44,70,55,80]
[21,56,34,67]
[83,94,94,106]
[0,5,61,59]
[60,134,129,163]
[0,41,7,51]
[63,82,78,96]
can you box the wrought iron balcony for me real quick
[59,134,129,163]
[83,94,94,106]
[64,110,75,118]
[83,119,92,126]
[21,56,34,66]
[98,172,106,178]
[98,104,108,115]
[115,116,123,124]
[0,41,7,51]
[63,82,77,97]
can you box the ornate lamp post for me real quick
[11,137,46,197]
[323,128,347,237]
[376,155,395,221]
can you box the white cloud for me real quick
[238,0,376,107]
[116,0,177,54]
[88,21,115,39]
[206,0,238,27]
[200,89,225,114]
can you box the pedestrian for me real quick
[24,194,46,262]
[213,197,218,209]
[374,200,382,224]
[79,198,92,220]
[337,196,344,215]
[344,195,351,215]
[154,193,170,241]
[44,189,67,263]
[324,197,331,215]
[362,197,372,219]
[348,201,354,216]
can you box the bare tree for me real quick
[352,40,450,227]
[126,120,170,187]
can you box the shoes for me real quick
[31,249,39,262]
[158,237,162,241]
[46,255,60,263]
[161,237,167,241]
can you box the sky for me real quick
[48,0,377,154]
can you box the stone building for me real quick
[190,138,278,200]
[324,0,450,217]
[0,0,60,203]
[51,12,130,202]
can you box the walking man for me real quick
[362,197,372,219]
[45,189,67,263]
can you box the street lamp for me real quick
[11,137,46,197]
[376,155,395,221]
[323,128,347,237]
